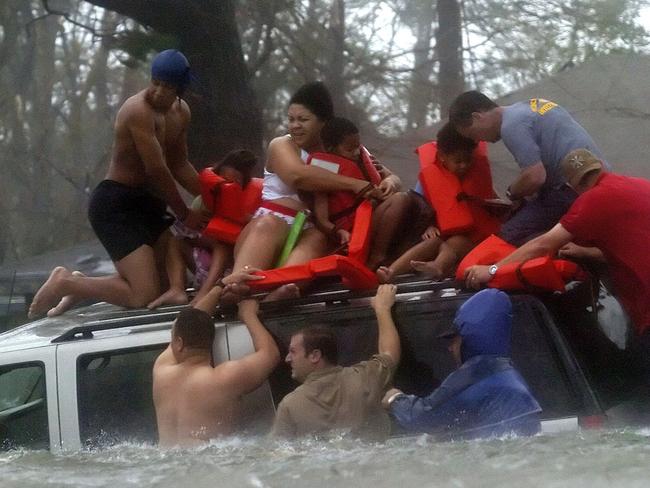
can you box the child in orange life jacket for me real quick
[148,150,258,308]
[377,123,497,283]
[312,117,371,245]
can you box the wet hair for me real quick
[295,326,338,364]
[448,90,498,128]
[436,122,477,155]
[174,307,215,350]
[289,81,334,121]
[321,117,359,151]
[213,149,258,187]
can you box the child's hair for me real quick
[213,149,257,187]
[321,117,359,151]
[289,81,334,121]
[436,122,477,154]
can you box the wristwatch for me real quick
[505,186,519,201]
[488,264,499,277]
[386,391,404,406]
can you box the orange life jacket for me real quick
[307,146,382,230]
[455,234,586,292]
[199,168,263,245]
[416,141,500,242]
[247,200,377,291]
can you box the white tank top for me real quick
[261,148,309,202]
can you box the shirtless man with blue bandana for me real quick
[29,50,209,318]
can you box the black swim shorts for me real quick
[88,179,174,262]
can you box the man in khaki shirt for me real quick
[271,284,401,438]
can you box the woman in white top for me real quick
[230,82,383,295]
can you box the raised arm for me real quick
[506,161,546,200]
[192,284,224,315]
[125,107,188,218]
[371,284,401,364]
[220,299,280,396]
[166,102,200,196]
[268,136,379,195]
[192,267,267,315]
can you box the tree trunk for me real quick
[406,1,436,130]
[436,0,464,117]
[327,0,348,116]
[84,0,263,165]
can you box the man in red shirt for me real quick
[464,149,650,377]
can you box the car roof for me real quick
[0,301,184,353]
[0,277,468,354]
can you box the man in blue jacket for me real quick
[382,289,541,439]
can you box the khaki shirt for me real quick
[271,354,396,439]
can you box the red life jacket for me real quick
[455,234,587,292]
[416,141,500,242]
[307,146,381,230]
[199,168,263,245]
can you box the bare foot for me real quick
[263,283,301,302]
[410,260,444,280]
[47,271,85,317]
[147,288,189,309]
[376,266,394,284]
[29,266,72,319]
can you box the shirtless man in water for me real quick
[28,50,208,318]
[153,267,280,447]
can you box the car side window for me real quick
[77,345,165,447]
[0,362,48,450]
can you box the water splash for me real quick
[2,430,650,488]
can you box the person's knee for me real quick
[249,215,287,240]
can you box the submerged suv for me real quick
[0,277,643,451]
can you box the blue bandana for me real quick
[151,49,191,91]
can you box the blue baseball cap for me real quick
[151,49,192,91]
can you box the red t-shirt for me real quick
[560,173,650,335]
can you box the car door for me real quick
[0,347,59,451]
[55,329,170,450]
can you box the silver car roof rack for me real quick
[51,309,182,343]
[50,278,469,343]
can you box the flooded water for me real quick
[2,430,650,488]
